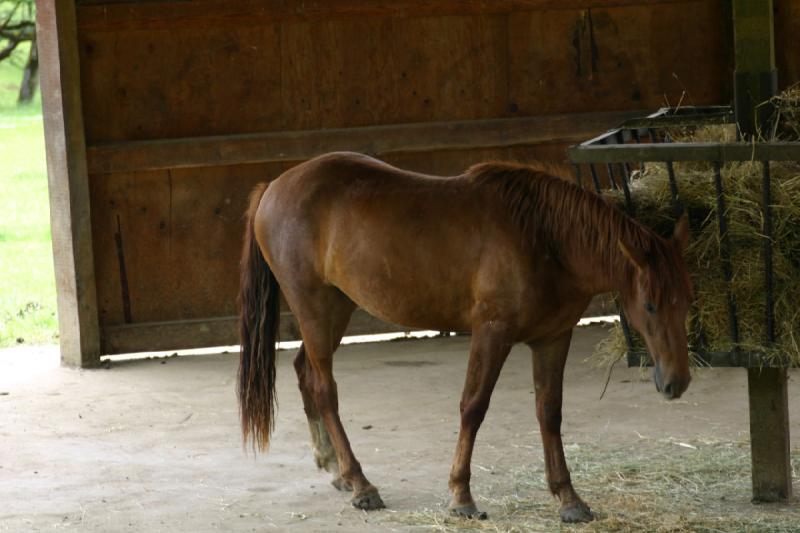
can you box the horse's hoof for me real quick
[331,475,353,492]
[450,505,488,520]
[351,488,385,510]
[560,501,594,523]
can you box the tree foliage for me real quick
[0,0,37,103]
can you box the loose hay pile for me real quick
[596,86,800,367]
[387,439,800,533]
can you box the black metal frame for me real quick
[568,105,800,368]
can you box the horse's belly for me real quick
[327,256,475,332]
[321,217,484,331]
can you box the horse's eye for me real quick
[644,301,656,314]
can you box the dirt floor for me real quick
[2,325,799,532]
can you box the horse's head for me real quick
[617,214,693,400]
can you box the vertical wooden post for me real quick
[732,0,777,139]
[748,368,792,501]
[36,0,101,367]
[732,0,791,503]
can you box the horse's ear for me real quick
[617,239,646,273]
[672,213,690,252]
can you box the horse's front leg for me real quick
[448,321,513,519]
[530,330,593,523]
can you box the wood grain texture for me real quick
[280,17,400,130]
[71,0,753,354]
[381,15,509,124]
[77,2,733,144]
[100,310,406,354]
[76,0,703,31]
[85,111,643,173]
[748,368,792,501]
[78,23,282,142]
[89,143,588,333]
[90,162,291,327]
[774,0,800,87]
[37,0,101,367]
[508,2,731,116]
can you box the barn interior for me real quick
[5,0,800,531]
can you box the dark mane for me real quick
[467,161,691,304]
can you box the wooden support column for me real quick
[748,368,792,501]
[733,0,777,139]
[733,0,791,503]
[36,0,101,367]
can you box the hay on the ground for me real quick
[387,439,800,533]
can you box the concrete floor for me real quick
[1,325,798,532]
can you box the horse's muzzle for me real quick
[653,364,690,400]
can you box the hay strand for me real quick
[593,86,800,368]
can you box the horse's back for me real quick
[254,152,572,336]
[270,152,444,203]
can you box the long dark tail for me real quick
[238,182,280,451]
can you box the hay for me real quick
[385,439,800,532]
[593,85,800,367]
[767,84,800,141]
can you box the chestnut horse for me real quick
[238,152,692,522]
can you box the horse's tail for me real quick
[238,182,280,452]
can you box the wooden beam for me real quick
[76,0,701,31]
[36,0,101,368]
[732,0,791,504]
[101,295,617,355]
[86,111,644,174]
[733,0,777,138]
[748,368,792,501]
[101,310,408,355]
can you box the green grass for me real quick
[0,49,56,347]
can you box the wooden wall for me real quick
[58,0,778,357]
[77,1,732,142]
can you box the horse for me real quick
[237,151,693,522]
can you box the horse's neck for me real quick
[554,206,635,298]
[560,246,620,297]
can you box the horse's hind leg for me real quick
[530,330,593,523]
[289,287,384,510]
[448,321,513,519]
[294,343,351,491]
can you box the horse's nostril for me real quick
[664,382,674,397]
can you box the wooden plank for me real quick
[86,111,643,174]
[36,0,101,368]
[76,0,704,31]
[100,298,615,355]
[385,15,509,125]
[101,310,407,355]
[90,145,579,333]
[78,22,283,143]
[280,17,400,130]
[774,0,800,90]
[89,163,290,326]
[508,2,730,116]
[733,0,791,504]
[280,15,509,130]
[732,0,777,138]
[77,3,727,143]
[747,368,792,501]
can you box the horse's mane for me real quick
[466,161,691,304]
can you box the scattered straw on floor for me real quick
[385,439,800,533]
